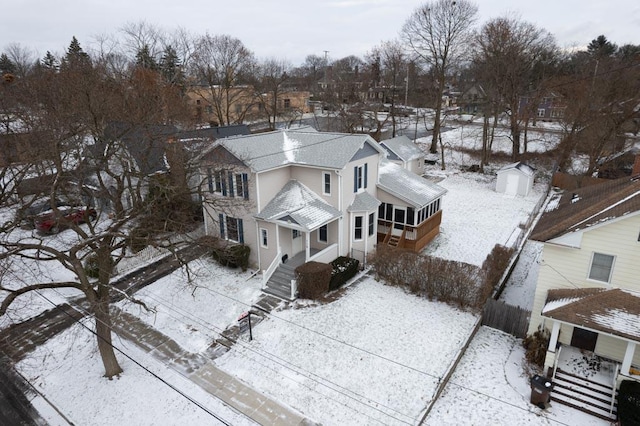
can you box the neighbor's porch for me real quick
[377,210,442,252]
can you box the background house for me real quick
[380,135,425,175]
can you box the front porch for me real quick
[548,345,620,421]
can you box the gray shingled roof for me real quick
[255,180,341,231]
[347,191,381,212]
[380,135,424,162]
[497,161,535,177]
[217,130,383,172]
[377,160,447,208]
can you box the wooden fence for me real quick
[482,299,530,339]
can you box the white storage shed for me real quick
[496,162,535,196]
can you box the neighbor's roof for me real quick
[377,160,446,208]
[347,191,381,212]
[203,129,383,173]
[380,135,424,162]
[530,175,640,242]
[542,288,640,343]
[497,161,535,177]
[255,180,341,231]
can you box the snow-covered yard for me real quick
[215,277,478,425]
[5,120,608,426]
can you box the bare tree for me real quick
[403,0,478,153]
[191,34,256,126]
[4,43,36,78]
[367,40,408,138]
[0,53,201,378]
[472,15,557,160]
[253,58,293,130]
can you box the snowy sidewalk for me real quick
[111,306,315,426]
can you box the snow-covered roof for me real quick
[255,180,341,231]
[380,135,424,162]
[377,160,446,208]
[542,288,640,342]
[347,191,381,213]
[497,162,535,177]
[203,129,383,173]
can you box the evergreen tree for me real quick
[41,51,59,71]
[159,45,183,85]
[587,35,617,58]
[62,36,91,69]
[0,53,16,75]
[135,44,158,71]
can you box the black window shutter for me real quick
[364,163,368,188]
[242,173,249,199]
[238,219,244,244]
[353,166,358,192]
[221,173,227,196]
[207,168,213,193]
[218,213,225,239]
[228,172,234,197]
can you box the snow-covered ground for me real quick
[4,120,608,425]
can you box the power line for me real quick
[31,290,234,426]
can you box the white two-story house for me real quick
[528,176,640,397]
[198,128,446,299]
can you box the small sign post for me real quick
[237,311,253,341]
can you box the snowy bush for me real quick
[295,261,332,299]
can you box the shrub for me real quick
[127,227,151,253]
[329,256,360,290]
[295,261,332,300]
[481,244,515,303]
[211,243,251,271]
[83,253,114,279]
[369,246,484,309]
[523,325,551,368]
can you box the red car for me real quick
[35,207,97,234]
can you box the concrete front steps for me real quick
[263,262,296,301]
[551,369,617,422]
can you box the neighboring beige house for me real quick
[198,128,446,299]
[528,176,640,410]
[187,85,311,127]
[380,135,425,175]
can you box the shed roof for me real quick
[497,162,535,177]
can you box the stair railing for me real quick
[262,250,282,289]
[552,345,562,381]
[610,363,619,416]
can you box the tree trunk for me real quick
[93,293,123,378]
[439,132,446,171]
[430,77,446,154]
[511,115,521,161]
[480,113,489,172]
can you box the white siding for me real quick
[528,214,640,340]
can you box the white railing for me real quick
[610,363,620,415]
[262,250,282,288]
[552,345,563,381]
[308,244,338,264]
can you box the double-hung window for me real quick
[353,163,368,192]
[588,252,615,283]
[318,225,328,243]
[354,216,363,240]
[323,172,331,195]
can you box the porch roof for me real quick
[542,288,640,343]
[255,179,341,231]
[347,191,381,212]
[377,160,447,208]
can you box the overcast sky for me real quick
[2,0,639,66]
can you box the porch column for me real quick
[621,341,636,376]
[548,320,561,352]
[305,231,310,262]
[544,320,562,375]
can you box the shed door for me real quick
[505,173,519,196]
